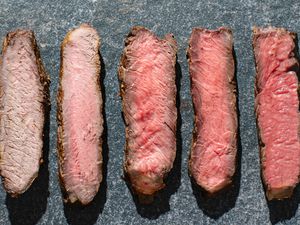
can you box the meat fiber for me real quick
[187,27,237,193]
[0,30,50,196]
[253,27,300,200]
[119,26,177,196]
[57,24,103,205]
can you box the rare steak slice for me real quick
[57,24,103,204]
[119,26,177,196]
[253,27,300,200]
[187,27,238,193]
[0,30,50,196]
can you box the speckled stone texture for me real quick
[0,0,299,224]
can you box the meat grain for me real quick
[253,27,300,200]
[119,27,177,196]
[0,30,50,196]
[187,28,237,193]
[57,24,103,204]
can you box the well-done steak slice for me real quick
[0,30,50,196]
[57,24,103,204]
[253,27,300,200]
[119,26,177,196]
[187,27,238,193]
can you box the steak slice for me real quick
[253,27,300,200]
[187,27,238,193]
[0,30,50,196]
[57,24,103,204]
[119,26,177,196]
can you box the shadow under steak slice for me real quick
[57,24,103,204]
[119,26,177,196]
[0,30,50,196]
[253,27,300,200]
[187,28,237,193]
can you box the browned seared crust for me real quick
[0,30,50,196]
[118,26,177,200]
[57,24,102,204]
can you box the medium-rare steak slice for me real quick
[57,24,103,204]
[0,30,50,196]
[119,26,177,196]
[187,27,238,193]
[253,27,300,200]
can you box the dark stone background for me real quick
[0,0,300,224]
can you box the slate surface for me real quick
[0,0,300,224]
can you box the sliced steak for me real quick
[57,24,103,204]
[119,26,177,196]
[187,28,237,193]
[253,27,300,200]
[0,30,50,196]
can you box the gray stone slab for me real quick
[0,0,299,224]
